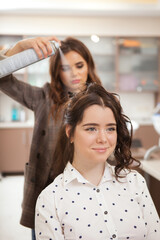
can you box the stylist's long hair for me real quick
[49,37,101,118]
[50,83,140,180]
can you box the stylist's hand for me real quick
[5,36,61,59]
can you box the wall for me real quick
[0,15,160,36]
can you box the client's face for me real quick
[71,104,117,168]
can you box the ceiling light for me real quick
[91,34,100,43]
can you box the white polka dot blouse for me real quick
[35,162,160,240]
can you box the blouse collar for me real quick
[63,162,115,187]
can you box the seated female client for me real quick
[35,83,160,240]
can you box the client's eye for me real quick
[86,127,96,132]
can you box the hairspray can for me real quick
[0,41,59,78]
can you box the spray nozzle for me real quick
[50,41,60,52]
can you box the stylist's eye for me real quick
[76,63,84,69]
[61,65,70,71]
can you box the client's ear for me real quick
[65,124,72,139]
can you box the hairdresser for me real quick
[0,36,102,240]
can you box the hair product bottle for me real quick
[0,41,59,78]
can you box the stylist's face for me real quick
[70,105,117,167]
[59,51,88,93]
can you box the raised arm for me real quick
[5,36,61,59]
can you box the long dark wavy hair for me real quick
[50,83,140,180]
[49,37,101,118]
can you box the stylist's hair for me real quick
[49,37,101,117]
[51,83,140,180]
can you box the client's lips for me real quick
[92,148,107,153]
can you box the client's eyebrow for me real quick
[82,123,117,127]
